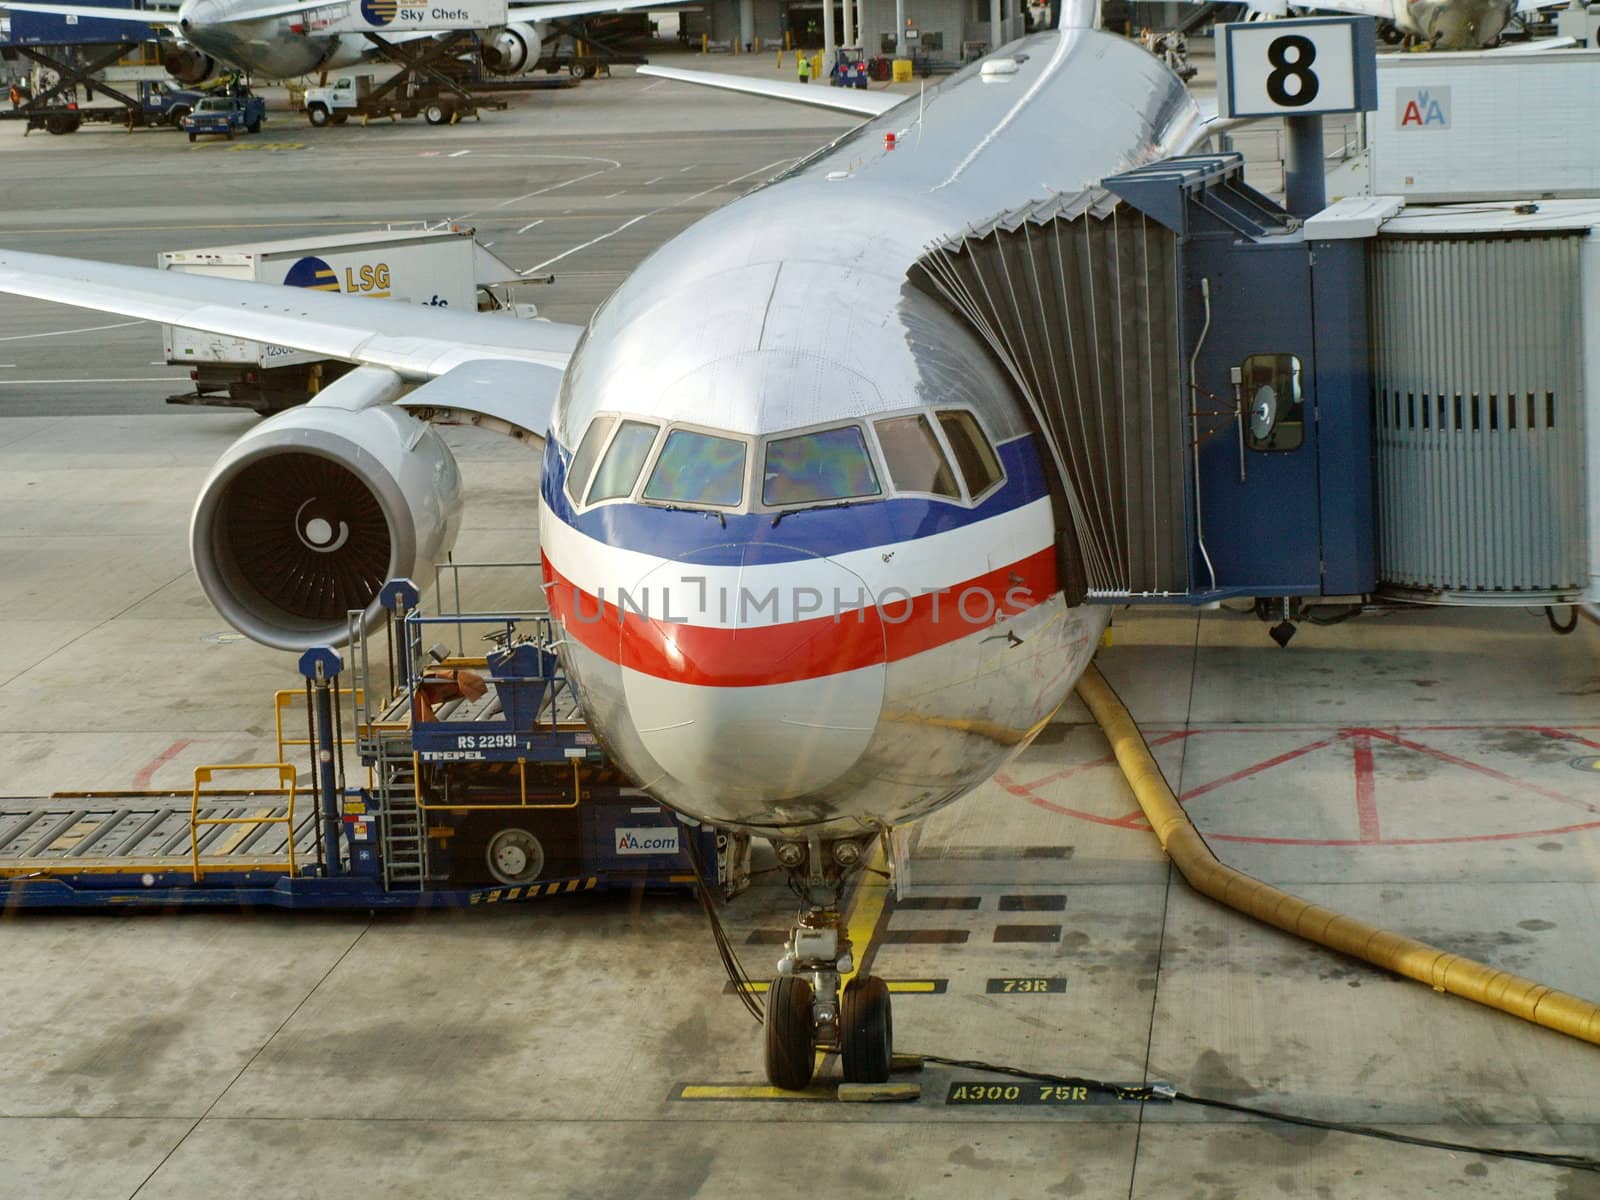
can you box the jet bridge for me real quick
[914,152,1599,620]
[914,152,1374,607]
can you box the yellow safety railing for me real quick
[1077,662,1600,1048]
[274,687,364,764]
[189,763,298,881]
[413,751,583,812]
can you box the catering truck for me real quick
[161,228,541,413]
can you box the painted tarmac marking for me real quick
[896,895,981,911]
[722,978,946,995]
[516,220,544,233]
[604,190,626,198]
[998,894,1066,912]
[946,1081,1166,1106]
[493,166,614,209]
[0,320,143,342]
[882,928,968,945]
[520,155,793,274]
[1003,724,1600,846]
[985,977,1066,994]
[675,1084,836,1102]
[448,149,471,157]
[993,924,1061,944]
[643,174,665,184]
[133,739,198,789]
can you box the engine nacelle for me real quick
[163,45,221,85]
[190,384,463,652]
[481,22,543,76]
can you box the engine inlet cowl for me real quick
[190,403,462,651]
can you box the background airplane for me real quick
[0,6,1213,1088]
[1242,0,1567,50]
[0,0,675,83]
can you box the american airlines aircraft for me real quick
[0,0,668,83]
[0,9,1212,1088]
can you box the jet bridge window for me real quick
[874,414,960,499]
[1241,353,1304,453]
[937,409,1003,500]
[643,428,748,508]
[586,419,659,504]
[565,414,615,506]
[762,425,882,507]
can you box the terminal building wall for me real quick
[698,0,1024,60]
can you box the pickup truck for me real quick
[182,94,266,141]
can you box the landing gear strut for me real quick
[763,835,893,1090]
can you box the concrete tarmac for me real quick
[2,40,1599,1200]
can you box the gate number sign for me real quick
[1218,17,1378,118]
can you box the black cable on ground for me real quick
[685,831,765,1022]
[1546,605,1579,634]
[916,1054,1600,1173]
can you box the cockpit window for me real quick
[586,419,658,504]
[565,414,615,506]
[937,410,1003,499]
[642,429,747,508]
[874,414,959,499]
[762,425,881,507]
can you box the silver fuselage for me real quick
[178,0,383,78]
[540,28,1202,840]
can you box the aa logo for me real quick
[1396,86,1450,129]
[614,827,679,855]
[283,256,340,291]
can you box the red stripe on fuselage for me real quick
[542,547,1059,687]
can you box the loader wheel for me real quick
[424,102,449,125]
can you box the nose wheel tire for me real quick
[484,827,546,885]
[841,975,893,1083]
[764,975,816,1090]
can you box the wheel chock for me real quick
[836,1082,922,1102]
[890,1052,924,1074]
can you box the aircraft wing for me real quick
[509,0,701,21]
[0,1,176,25]
[635,65,906,116]
[0,248,581,388]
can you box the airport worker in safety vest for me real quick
[797,52,811,83]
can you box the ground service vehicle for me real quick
[161,228,540,413]
[181,92,264,139]
[303,72,502,127]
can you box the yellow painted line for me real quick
[678,1084,836,1102]
[841,840,890,989]
[734,979,940,995]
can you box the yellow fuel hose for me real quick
[1076,662,1600,1047]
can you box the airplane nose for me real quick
[619,546,886,814]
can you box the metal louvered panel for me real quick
[1370,234,1587,598]
[913,193,1187,600]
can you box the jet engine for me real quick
[190,372,463,652]
[481,22,543,76]
[162,45,222,85]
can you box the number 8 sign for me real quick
[1218,17,1378,118]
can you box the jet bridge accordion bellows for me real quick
[912,189,1187,602]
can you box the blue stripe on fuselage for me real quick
[540,433,1049,566]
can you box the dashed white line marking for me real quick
[605,190,626,199]
[644,175,665,185]
[0,363,15,368]
[521,156,793,275]
[0,320,143,342]
[492,167,615,208]
[678,163,697,172]
[517,220,545,233]
[448,149,471,158]
[640,79,666,92]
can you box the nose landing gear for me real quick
[763,836,894,1090]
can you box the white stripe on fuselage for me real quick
[540,496,1055,628]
